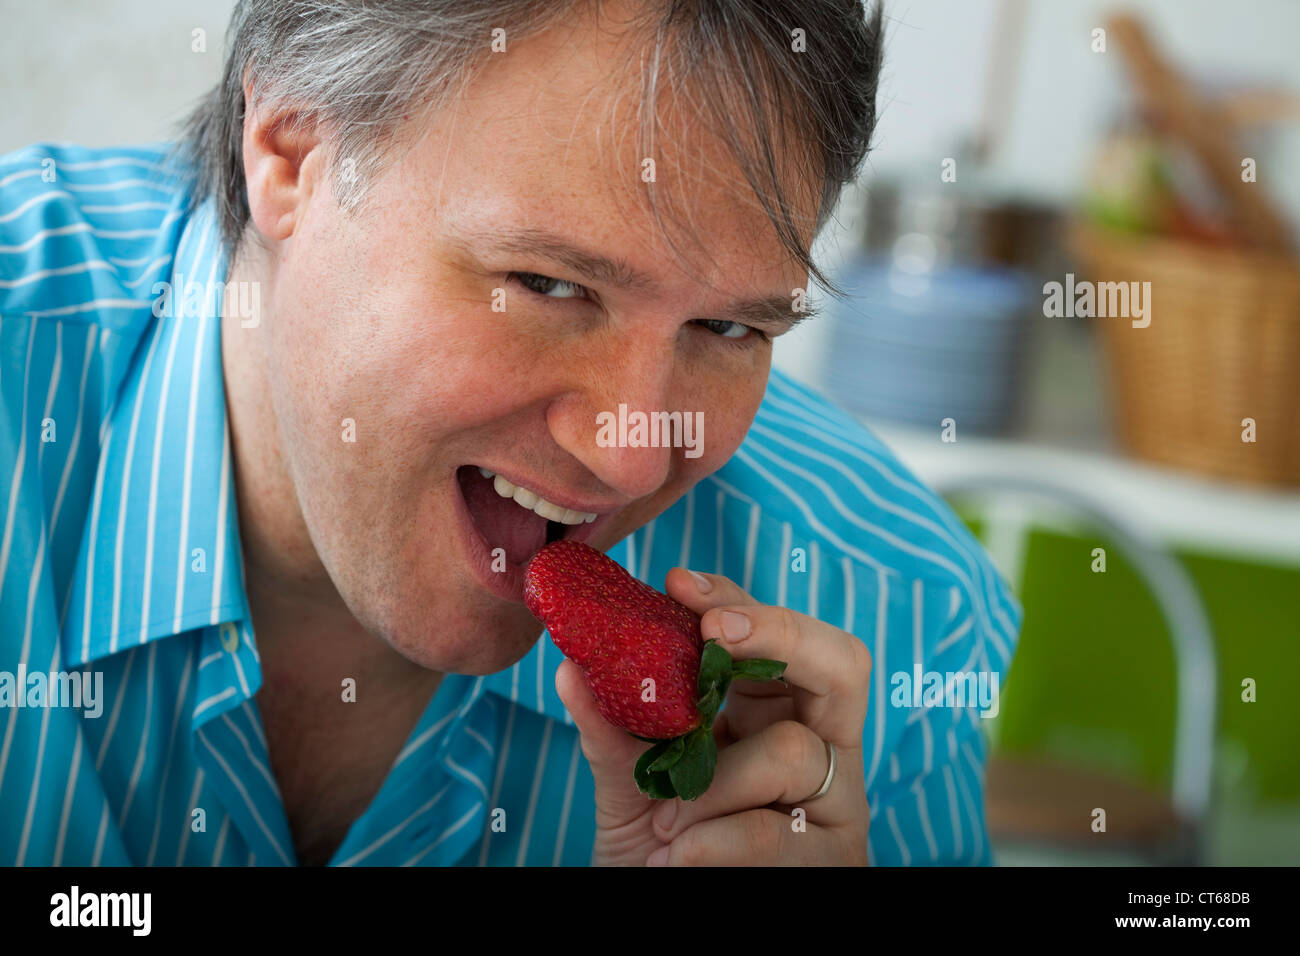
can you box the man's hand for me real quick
[555,566,872,866]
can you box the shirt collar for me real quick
[62,198,249,668]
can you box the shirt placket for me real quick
[328,673,500,867]
[189,620,297,866]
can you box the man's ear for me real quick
[242,83,325,242]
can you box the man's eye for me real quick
[695,318,752,340]
[512,271,590,300]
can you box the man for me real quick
[0,0,1019,866]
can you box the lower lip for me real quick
[451,468,608,603]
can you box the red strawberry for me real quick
[524,539,704,738]
[524,540,786,800]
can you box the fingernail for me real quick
[647,846,670,867]
[654,799,678,833]
[719,610,750,642]
[687,570,712,593]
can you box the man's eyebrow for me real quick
[474,227,819,328]
[725,295,821,330]
[474,228,659,292]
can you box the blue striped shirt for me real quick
[1,142,1021,866]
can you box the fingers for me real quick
[667,568,871,747]
[711,708,737,748]
[554,660,655,826]
[703,601,869,700]
[556,660,739,827]
[652,720,859,842]
[720,692,796,741]
[656,567,872,867]
[710,603,870,745]
[647,809,857,866]
[555,660,642,768]
[664,567,761,615]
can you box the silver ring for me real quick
[803,740,837,803]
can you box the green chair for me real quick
[935,474,1217,865]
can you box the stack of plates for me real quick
[820,259,1034,433]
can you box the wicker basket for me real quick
[1071,221,1300,487]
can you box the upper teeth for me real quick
[479,468,598,525]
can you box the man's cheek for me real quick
[703,389,765,463]
[421,332,570,421]
[410,355,540,427]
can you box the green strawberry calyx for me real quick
[632,639,787,801]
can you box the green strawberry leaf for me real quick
[635,739,672,774]
[696,685,722,727]
[634,740,685,799]
[698,640,732,695]
[630,732,669,744]
[646,736,686,772]
[668,726,718,801]
[730,657,788,683]
[630,648,789,800]
[639,769,679,800]
[716,669,736,704]
[634,740,677,796]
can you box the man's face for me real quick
[249,9,811,674]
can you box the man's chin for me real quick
[376,592,546,677]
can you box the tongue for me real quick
[459,468,549,565]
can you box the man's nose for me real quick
[547,343,677,502]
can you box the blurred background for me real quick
[3,0,1297,865]
[795,0,1300,867]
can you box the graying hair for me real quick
[175,0,883,290]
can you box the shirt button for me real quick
[220,622,240,653]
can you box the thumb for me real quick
[555,659,657,821]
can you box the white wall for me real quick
[865,0,1300,208]
[0,0,234,151]
[799,0,1300,383]
[6,0,1296,198]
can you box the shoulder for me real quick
[0,141,193,324]
[1,143,200,565]
[715,367,1022,653]
[725,368,1002,589]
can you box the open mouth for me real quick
[456,465,600,570]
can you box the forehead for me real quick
[396,5,811,296]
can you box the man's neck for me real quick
[219,241,446,863]
[219,240,444,722]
